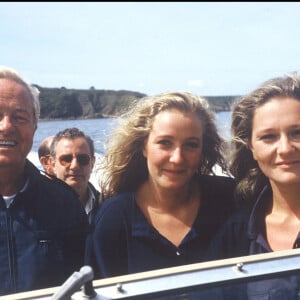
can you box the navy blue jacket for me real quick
[0,160,88,295]
[87,175,236,278]
[87,181,101,223]
[207,184,300,299]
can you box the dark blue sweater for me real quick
[207,185,300,299]
[0,160,88,295]
[87,175,236,279]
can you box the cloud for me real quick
[187,80,204,88]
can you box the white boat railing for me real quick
[2,248,300,300]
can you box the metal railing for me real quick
[2,248,300,300]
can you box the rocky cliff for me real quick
[35,85,238,120]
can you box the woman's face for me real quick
[143,109,203,191]
[251,97,300,186]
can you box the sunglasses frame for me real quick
[57,153,91,167]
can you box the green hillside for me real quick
[36,85,239,120]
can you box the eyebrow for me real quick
[14,107,32,114]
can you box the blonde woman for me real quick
[88,91,236,278]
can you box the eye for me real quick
[13,114,30,124]
[157,139,172,147]
[290,129,300,140]
[259,134,276,141]
[184,141,200,149]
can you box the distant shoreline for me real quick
[38,108,231,122]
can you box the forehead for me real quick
[152,109,203,132]
[55,137,91,153]
[253,97,300,128]
[254,97,300,118]
[0,78,32,102]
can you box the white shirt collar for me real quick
[3,178,29,208]
[84,184,96,216]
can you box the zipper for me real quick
[6,208,17,293]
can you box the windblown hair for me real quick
[50,127,95,158]
[99,91,229,199]
[230,72,300,202]
[0,65,40,126]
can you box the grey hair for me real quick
[0,66,40,126]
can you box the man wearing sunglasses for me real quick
[0,66,88,295]
[50,127,100,224]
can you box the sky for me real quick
[1,2,300,96]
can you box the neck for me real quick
[138,180,197,211]
[79,188,90,207]
[0,166,25,196]
[269,181,300,216]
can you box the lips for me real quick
[67,174,83,179]
[276,161,300,167]
[276,160,298,164]
[164,169,185,175]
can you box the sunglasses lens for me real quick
[58,154,91,166]
[77,154,90,166]
[59,154,73,166]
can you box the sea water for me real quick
[27,112,232,188]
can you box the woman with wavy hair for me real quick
[88,91,236,278]
[208,72,300,299]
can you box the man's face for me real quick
[53,137,95,196]
[0,79,36,168]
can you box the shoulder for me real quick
[95,192,134,219]
[23,164,88,229]
[101,193,134,211]
[95,193,134,228]
[198,175,237,218]
[26,159,77,197]
[200,174,235,187]
[207,203,252,260]
[36,175,79,201]
[27,164,84,211]
[214,202,252,242]
[199,175,236,200]
[225,202,252,224]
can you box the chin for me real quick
[163,182,187,190]
[273,176,300,185]
[0,157,18,166]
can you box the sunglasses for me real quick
[58,154,91,167]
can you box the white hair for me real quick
[0,65,40,126]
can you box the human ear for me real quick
[39,156,48,169]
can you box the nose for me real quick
[277,135,295,155]
[69,156,80,169]
[169,147,184,163]
[0,116,12,131]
